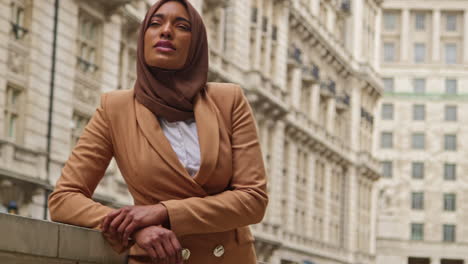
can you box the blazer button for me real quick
[182,248,191,260]
[213,245,225,257]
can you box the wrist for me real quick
[156,204,170,229]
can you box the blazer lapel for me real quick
[134,92,220,190]
[134,99,190,179]
[192,92,220,186]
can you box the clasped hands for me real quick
[101,204,183,264]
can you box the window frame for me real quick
[411,192,424,210]
[443,224,456,242]
[4,84,25,144]
[444,134,457,151]
[444,163,456,181]
[381,132,394,149]
[412,132,425,150]
[443,193,456,212]
[444,105,457,121]
[411,223,424,241]
[383,42,396,63]
[412,162,424,179]
[412,104,425,121]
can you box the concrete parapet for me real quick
[0,213,126,263]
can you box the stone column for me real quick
[267,121,285,226]
[432,9,441,62]
[311,0,320,16]
[369,179,378,255]
[326,98,336,133]
[119,42,129,90]
[306,153,316,237]
[464,10,468,63]
[326,7,335,32]
[344,167,358,256]
[285,141,298,232]
[311,83,321,122]
[351,0,363,59]
[401,9,410,62]
[374,9,382,70]
[290,67,302,110]
[350,78,361,152]
[322,161,332,242]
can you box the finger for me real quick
[169,235,182,264]
[122,222,137,247]
[102,209,121,232]
[109,212,126,240]
[118,216,132,245]
[153,241,167,262]
[145,244,158,262]
[161,237,176,264]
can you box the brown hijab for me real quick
[134,0,209,122]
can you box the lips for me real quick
[155,40,176,50]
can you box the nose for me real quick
[160,22,173,39]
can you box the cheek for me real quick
[180,36,192,58]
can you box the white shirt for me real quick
[158,117,201,177]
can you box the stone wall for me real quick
[0,213,126,264]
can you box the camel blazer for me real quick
[48,83,268,264]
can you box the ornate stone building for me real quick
[375,1,468,264]
[0,0,382,263]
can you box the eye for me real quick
[149,21,161,26]
[178,24,191,31]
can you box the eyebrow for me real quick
[152,14,191,25]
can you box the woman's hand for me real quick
[101,204,169,247]
[134,225,183,264]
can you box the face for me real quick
[144,1,192,70]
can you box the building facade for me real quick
[0,0,382,263]
[376,1,468,264]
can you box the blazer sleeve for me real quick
[48,93,131,253]
[161,85,268,237]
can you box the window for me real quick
[443,224,456,242]
[446,14,457,31]
[383,12,397,31]
[382,104,394,120]
[444,163,456,180]
[411,192,424,210]
[445,79,457,95]
[444,134,457,151]
[445,44,457,64]
[412,133,425,149]
[382,161,393,178]
[413,105,425,121]
[414,43,426,63]
[415,13,425,31]
[10,0,28,40]
[383,78,395,93]
[71,112,90,149]
[381,132,393,148]
[445,106,457,121]
[444,193,456,211]
[77,11,101,75]
[412,162,424,179]
[5,85,23,142]
[411,223,424,240]
[413,79,426,94]
[384,42,396,62]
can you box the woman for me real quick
[48,0,268,263]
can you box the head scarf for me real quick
[134,0,209,122]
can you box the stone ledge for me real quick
[0,213,126,263]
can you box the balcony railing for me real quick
[360,107,374,125]
[341,0,351,13]
[288,45,303,65]
[302,64,320,83]
[10,22,29,40]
